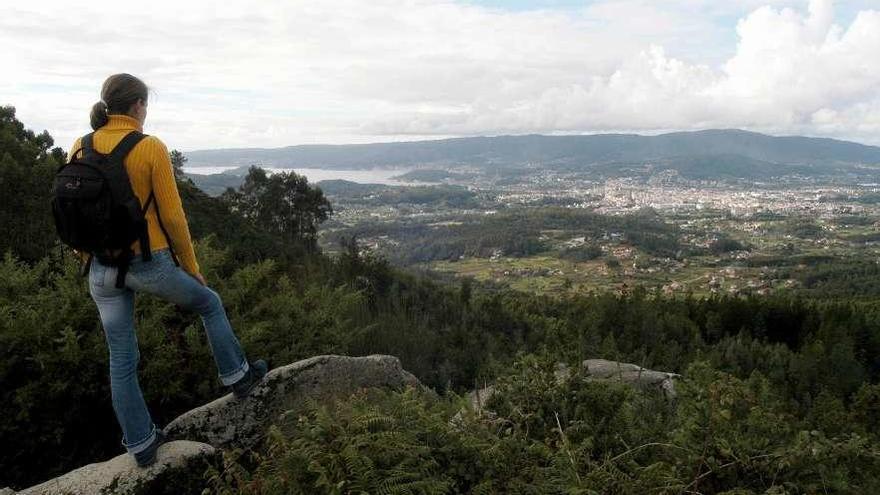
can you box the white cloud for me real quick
[1,0,878,150]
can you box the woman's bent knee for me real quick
[192,287,224,315]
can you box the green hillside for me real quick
[185,130,880,180]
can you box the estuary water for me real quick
[183,166,414,185]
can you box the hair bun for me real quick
[90,100,111,130]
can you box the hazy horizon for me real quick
[182,127,880,155]
[4,0,879,151]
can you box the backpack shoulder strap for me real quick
[75,132,95,160]
[109,131,148,163]
[142,191,181,267]
[81,133,94,153]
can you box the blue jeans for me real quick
[88,249,249,455]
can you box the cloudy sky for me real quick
[2,0,878,151]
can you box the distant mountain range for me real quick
[185,129,880,180]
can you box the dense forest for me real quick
[1,106,879,493]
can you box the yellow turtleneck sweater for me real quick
[69,114,200,276]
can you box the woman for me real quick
[71,73,267,468]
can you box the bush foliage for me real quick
[204,355,880,494]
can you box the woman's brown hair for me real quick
[89,73,149,130]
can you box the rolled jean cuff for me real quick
[124,424,158,454]
[219,359,249,386]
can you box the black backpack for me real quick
[52,130,157,288]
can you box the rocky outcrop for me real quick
[579,359,679,399]
[15,354,421,495]
[15,441,216,495]
[12,355,676,494]
[464,359,679,416]
[165,354,421,450]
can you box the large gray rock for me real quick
[580,359,679,399]
[19,354,422,495]
[1,487,16,495]
[165,354,421,450]
[17,441,217,495]
[463,359,679,417]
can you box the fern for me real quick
[201,356,880,495]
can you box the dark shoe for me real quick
[134,429,167,468]
[231,359,268,399]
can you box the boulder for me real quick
[1,488,16,495]
[580,359,679,399]
[164,354,422,450]
[19,354,422,495]
[17,441,217,495]
[462,359,679,417]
